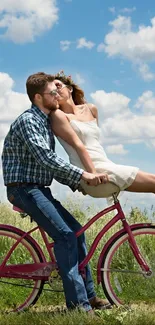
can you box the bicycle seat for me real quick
[13,205,25,213]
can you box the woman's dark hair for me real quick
[26,72,55,103]
[54,72,86,105]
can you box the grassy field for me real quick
[0,201,155,325]
[1,304,155,325]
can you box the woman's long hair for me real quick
[54,72,86,105]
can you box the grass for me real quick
[1,305,155,325]
[0,201,155,324]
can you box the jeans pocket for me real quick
[7,187,19,204]
[7,187,25,210]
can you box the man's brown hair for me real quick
[26,72,55,103]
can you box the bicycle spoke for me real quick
[101,226,155,305]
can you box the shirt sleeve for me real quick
[15,114,83,191]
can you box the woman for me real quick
[50,71,155,199]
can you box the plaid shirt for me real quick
[2,105,83,191]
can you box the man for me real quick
[2,72,110,313]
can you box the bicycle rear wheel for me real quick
[100,225,155,306]
[0,226,44,312]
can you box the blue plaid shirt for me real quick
[2,105,83,191]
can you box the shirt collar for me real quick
[31,105,49,122]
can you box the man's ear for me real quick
[35,93,42,101]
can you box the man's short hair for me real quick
[26,72,55,103]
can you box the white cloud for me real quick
[76,37,95,49]
[97,15,155,81]
[0,72,30,143]
[60,40,71,51]
[0,0,58,43]
[0,72,30,123]
[135,90,155,115]
[101,114,155,146]
[91,88,155,149]
[90,89,131,118]
[60,38,95,51]
[105,144,128,155]
[109,15,132,33]
[108,7,136,15]
[120,7,136,14]
[75,73,85,85]
[138,63,155,81]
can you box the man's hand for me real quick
[81,171,109,186]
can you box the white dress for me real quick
[57,119,139,198]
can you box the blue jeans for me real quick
[7,185,96,311]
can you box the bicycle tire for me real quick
[100,225,155,306]
[0,226,45,312]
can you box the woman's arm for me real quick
[50,110,96,173]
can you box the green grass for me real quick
[0,201,155,324]
[1,305,155,325]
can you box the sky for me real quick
[0,0,155,215]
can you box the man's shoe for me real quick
[89,296,112,310]
[87,309,95,315]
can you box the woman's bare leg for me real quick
[126,170,155,193]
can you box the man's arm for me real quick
[15,114,83,191]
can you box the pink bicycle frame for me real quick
[0,197,151,281]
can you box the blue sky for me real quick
[1,0,155,214]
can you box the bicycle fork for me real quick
[120,207,152,277]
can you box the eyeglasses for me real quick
[55,83,67,91]
[42,90,59,97]
[42,84,67,97]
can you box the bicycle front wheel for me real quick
[0,226,45,312]
[100,225,155,306]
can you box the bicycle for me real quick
[0,193,155,312]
